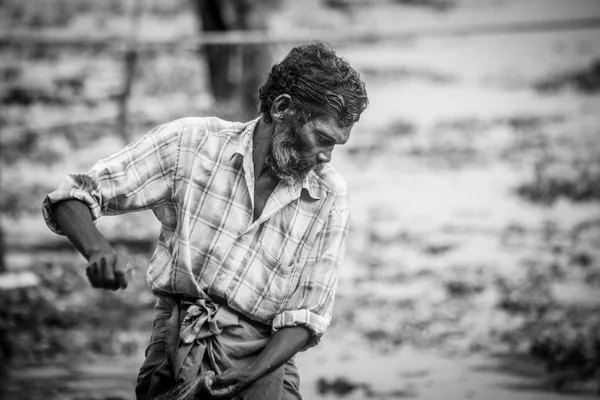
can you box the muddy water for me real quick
[296,336,600,400]
[4,340,598,400]
[4,356,141,400]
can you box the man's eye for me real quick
[318,136,334,146]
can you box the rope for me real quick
[1,16,599,52]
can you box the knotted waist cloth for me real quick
[135,295,300,400]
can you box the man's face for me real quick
[267,114,352,185]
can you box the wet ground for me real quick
[2,0,600,399]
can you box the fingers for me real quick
[207,386,236,399]
[86,251,131,291]
[102,260,117,290]
[201,371,238,399]
[201,371,216,395]
[86,263,101,288]
[204,369,252,399]
[212,370,236,387]
[113,255,130,289]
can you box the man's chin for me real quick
[277,163,323,185]
[277,170,310,186]
[312,163,325,174]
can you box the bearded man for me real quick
[42,42,368,400]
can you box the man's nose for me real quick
[317,148,332,164]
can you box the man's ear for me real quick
[271,94,296,122]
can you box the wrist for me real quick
[85,243,114,262]
[241,363,262,383]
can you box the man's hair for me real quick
[258,41,368,127]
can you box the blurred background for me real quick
[1,0,600,399]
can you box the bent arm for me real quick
[53,199,113,261]
[43,122,181,289]
[206,325,310,398]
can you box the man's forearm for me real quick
[246,325,311,381]
[53,200,130,290]
[52,199,112,260]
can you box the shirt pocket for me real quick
[253,243,302,313]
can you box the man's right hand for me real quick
[85,249,131,290]
[51,200,133,290]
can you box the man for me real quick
[42,42,368,400]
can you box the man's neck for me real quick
[252,117,275,180]
[250,117,280,222]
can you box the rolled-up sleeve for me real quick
[271,198,350,350]
[42,121,181,235]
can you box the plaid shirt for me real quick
[43,117,350,348]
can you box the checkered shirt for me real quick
[42,117,351,348]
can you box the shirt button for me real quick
[219,273,226,281]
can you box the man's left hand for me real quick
[201,369,255,399]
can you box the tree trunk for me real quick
[190,0,274,119]
[0,227,5,273]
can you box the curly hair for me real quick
[258,41,368,127]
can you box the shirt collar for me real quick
[286,170,327,200]
[233,117,260,158]
[232,117,327,200]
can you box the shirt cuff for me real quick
[271,309,330,351]
[42,188,102,235]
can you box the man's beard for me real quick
[265,119,323,185]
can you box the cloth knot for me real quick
[179,299,227,344]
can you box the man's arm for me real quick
[202,325,311,399]
[53,199,130,290]
[43,122,182,288]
